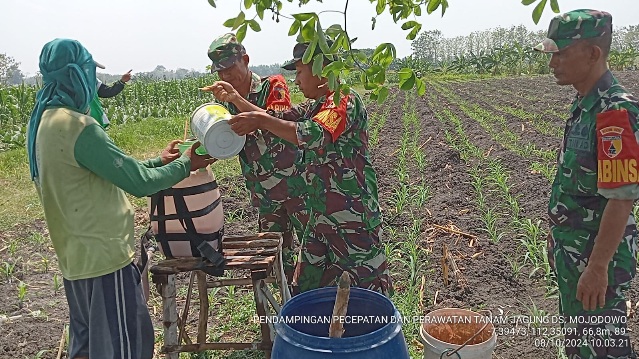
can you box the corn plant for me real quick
[413,183,432,207]
[368,91,397,148]
[504,254,525,279]
[390,183,410,215]
[25,350,49,359]
[515,218,553,286]
[404,218,424,286]
[1,261,16,282]
[225,208,245,223]
[413,148,427,172]
[480,207,504,243]
[27,232,47,245]
[8,239,18,257]
[17,280,27,307]
[53,273,62,294]
[226,285,236,299]
[38,253,50,273]
[531,161,556,182]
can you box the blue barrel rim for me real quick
[274,287,405,353]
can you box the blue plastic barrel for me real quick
[272,287,410,359]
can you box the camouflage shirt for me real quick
[549,70,639,235]
[291,90,382,234]
[216,73,296,207]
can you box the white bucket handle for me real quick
[440,348,461,359]
[438,309,493,358]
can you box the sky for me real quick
[2,0,638,77]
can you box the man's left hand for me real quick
[228,111,266,136]
[576,262,608,311]
[160,140,182,165]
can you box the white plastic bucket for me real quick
[420,308,496,359]
[190,103,245,159]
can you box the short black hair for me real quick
[585,26,612,59]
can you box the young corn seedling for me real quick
[531,161,556,182]
[38,253,50,273]
[17,281,27,308]
[504,254,525,279]
[480,207,504,243]
[404,218,424,287]
[8,240,18,257]
[27,232,46,246]
[413,149,427,172]
[391,183,410,215]
[53,273,62,294]
[2,261,16,282]
[413,184,432,207]
[515,218,555,292]
[27,350,49,359]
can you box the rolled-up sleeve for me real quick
[598,184,639,200]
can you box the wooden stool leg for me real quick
[274,249,291,305]
[252,276,273,358]
[197,271,209,346]
[160,274,179,359]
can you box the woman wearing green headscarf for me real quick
[27,39,212,359]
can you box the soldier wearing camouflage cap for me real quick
[536,9,639,358]
[202,33,300,278]
[228,40,392,296]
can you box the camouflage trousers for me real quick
[258,201,297,249]
[257,199,304,281]
[289,213,392,297]
[548,226,638,359]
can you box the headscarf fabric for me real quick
[27,38,97,180]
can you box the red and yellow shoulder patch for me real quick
[265,74,291,112]
[596,109,639,188]
[312,94,348,142]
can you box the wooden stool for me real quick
[150,232,291,359]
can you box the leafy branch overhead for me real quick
[207,0,561,103]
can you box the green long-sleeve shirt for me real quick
[35,107,190,280]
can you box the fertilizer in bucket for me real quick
[420,308,496,359]
[190,103,245,159]
[272,287,410,359]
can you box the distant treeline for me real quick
[19,63,295,86]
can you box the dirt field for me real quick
[3,72,639,358]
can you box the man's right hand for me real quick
[120,70,132,83]
[184,142,216,171]
[200,81,239,103]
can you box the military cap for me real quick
[207,33,246,71]
[281,39,334,71]
[534,9,612,53]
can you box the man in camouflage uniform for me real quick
[229,41,392,296]
[536,10,639,359]
[203,33,302,267]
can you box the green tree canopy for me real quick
[208,0,561,103]
[0,54,24,86]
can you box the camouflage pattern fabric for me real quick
[215,73,301,250]
[271,90,391,296]
[548,70,639,358]
[292,223,391,296]
[535,9,612,53]
[207,33,247,71]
